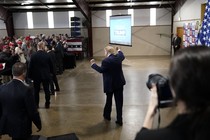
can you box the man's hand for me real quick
[36,125,42,132]
[116,46,121,51]
[90,59,95,65]
[36,123,42,132]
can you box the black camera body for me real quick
[146,74,173,108]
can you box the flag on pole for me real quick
[196,0,210,46]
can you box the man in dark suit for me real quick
[54,36,64,75]
[0,62,41,140]
[90,46,126,126]
[46,45,60,95]
[28,41,54,108]
[172,34,182,54]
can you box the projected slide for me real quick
[110,15,132,46]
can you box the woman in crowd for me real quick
[135,46,210,140]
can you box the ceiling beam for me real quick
[88,0,175,4]
[8,8,79,13]
[90,4,174,11]
[72,0,93,58]
[1,2,74,6]
[173,0,187,15]
[72,0,90,21]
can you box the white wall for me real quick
[33,12,48,28]
[92,8,172,27]
[92,11,106,27]
[0,20,6,29]
[15,28,70,37]
[54,12,69,28]
[134,9,150,26]
[173,0,207,34]
[12,11,86,37]
[0,20,7,38]
[92,8,172,56]
[92,26,171,57]
[13,12,28,29]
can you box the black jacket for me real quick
[0,79,41,138]
[135,113,210,140]
[28,50,54,81]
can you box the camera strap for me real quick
[157,108,161,129]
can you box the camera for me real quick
[146,74,173,108]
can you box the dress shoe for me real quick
[115,121,123,126]
[45,103,50,109]
[103,115,111,121]
[55,88,60,91]
[104,117,111,121]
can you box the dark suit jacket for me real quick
[28,50,54,81]
[55,42,64,58]
[172,36,182,50]
[0,79,41,138]
[47,50,57,75]
[91,51,126,93]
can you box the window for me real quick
[150,8,156,26]
[128,9,134,26]
[106,10,112,27]
[48,11,54,28]
[47,0,55,2]
[27,12,33,29]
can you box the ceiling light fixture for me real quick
[68,5,75,8]
[21,0,33,5]
[47,0,55,3]
[25,6,33,9]
[106,3,113,7]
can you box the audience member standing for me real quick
[90,46,126,126]
[0,62,41,140]
[46,45,60,95]
[22,36,33,62]
[28,41,54,108]
[0,45,19,83]
[54,36,64,74]
[15,40,26,64]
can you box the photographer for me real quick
[135,46,210,140]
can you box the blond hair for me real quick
[37,41,45,50]
[104,46,115,54]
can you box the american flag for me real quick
[196,0,210,46]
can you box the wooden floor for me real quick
[2,56,178,140]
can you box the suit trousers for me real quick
[33,79,51,107]
[50,74,60,93]
[104,86,123,122]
